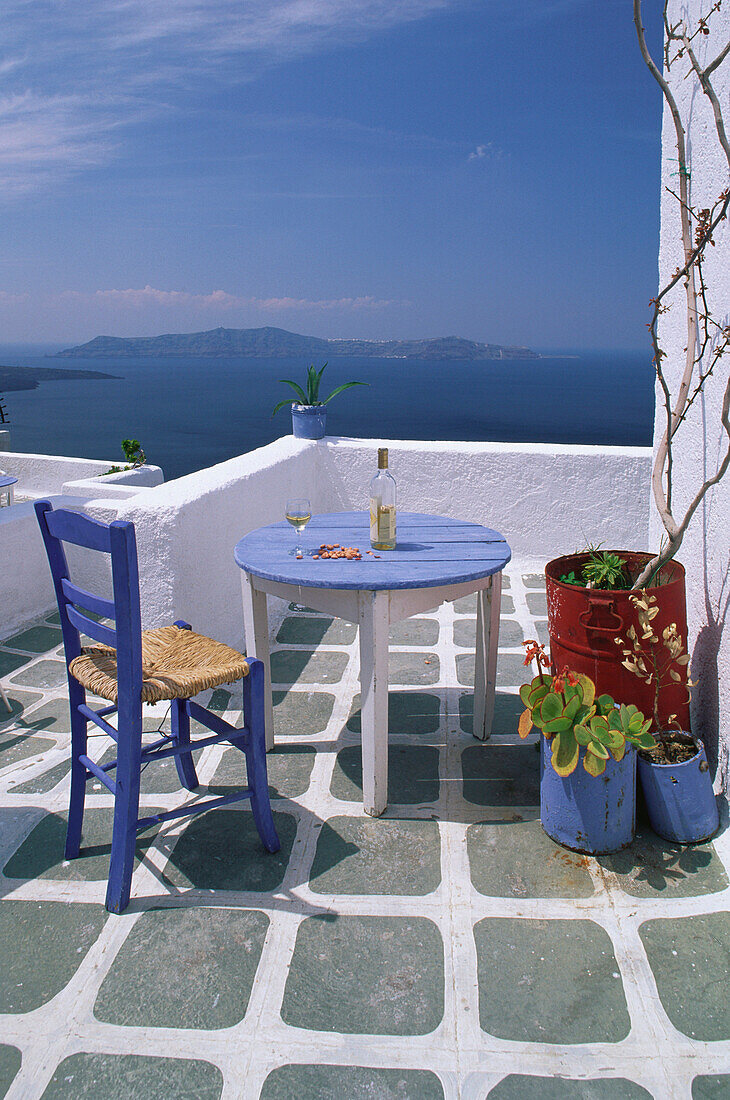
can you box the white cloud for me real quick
[60,286,398,312]
[0,1,462,193]
[468,142,500,162]
[0,91,123,194]
[7,1,457,66]
[0,284,404,341]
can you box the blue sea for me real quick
[0,348,654,482]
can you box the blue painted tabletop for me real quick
[234,511,511,591]
[0,475,18,489]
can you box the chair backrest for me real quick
[35,501,143,697]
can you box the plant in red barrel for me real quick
[545,6,728,736]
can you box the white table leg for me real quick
[240,570,275,751]
[473,572,502,741]
[358,589,390,816]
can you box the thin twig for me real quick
[633,0,730,589]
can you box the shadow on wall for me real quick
[694,555,729,784]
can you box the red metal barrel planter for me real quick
[545,552,690,732]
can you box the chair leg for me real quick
[106,703,143,914]
[171,697,199,790]
[65,681,88,860]
[0,680,12,712]
[243,662,280,853]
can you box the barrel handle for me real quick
[578,595,624,634]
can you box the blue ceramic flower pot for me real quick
[540,735,636,854]
[291,404,326,439]
[638,734,719,844]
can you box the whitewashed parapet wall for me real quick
[99,438,322,647]
[0,453,113,497]
[651,1,730,786]
[0,455,163,638]
[102,436,652,650]
[320,438,652,561]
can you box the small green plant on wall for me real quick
[101,439,147,475]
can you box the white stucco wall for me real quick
[2,498,72,634]
[0,452,114,497]
[88,436,651,650]
[62,463,164,500]
[321,438,652,562]
[652,2,730,785]
[0,457,163,638]
[2,437,653,655]
[106,437,321,648]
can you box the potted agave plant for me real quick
[519,640,655,854]
[272,362,367,440]
[615,594,719,844]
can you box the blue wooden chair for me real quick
[35,500,280,913]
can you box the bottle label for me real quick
[370,498,380,542]
[378,505,396,543]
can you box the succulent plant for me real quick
[559,548,629,590]
[519,641,655,777]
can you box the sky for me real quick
[0,0,665,351]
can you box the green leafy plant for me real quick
[272,362,367,415]
[614,592,693,730]
[583,550,628,589]
[121,439,145,466]
[519,640,655,777]
[100,438,147,475]
[560,548,629,590]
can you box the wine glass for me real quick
[285,498,311,557]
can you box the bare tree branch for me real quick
[633,0,730,589]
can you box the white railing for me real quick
[94,436,652,648]
[0,454,163,637]
[1,436,652,643]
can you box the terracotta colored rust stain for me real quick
[553,850,591,870]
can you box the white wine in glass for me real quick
[285,498,311,556]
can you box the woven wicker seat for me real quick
[70,624,249,704]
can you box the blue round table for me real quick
[235,511,511,815]
[0,474,17,507]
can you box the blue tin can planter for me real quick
[291,404,327,439]
[540,735,636,854]
[638,734,719,844]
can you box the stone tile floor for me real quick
[0,568,729,1099]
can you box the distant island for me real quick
[55,326,540,361]
[0,364,119,393]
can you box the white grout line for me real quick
[1,570,729,1099]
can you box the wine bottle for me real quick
[370,447,396,550]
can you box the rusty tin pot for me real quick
[545,552,689,731]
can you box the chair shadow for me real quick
[0,808,159,895]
